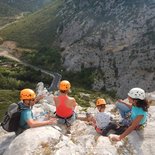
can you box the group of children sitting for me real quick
[79,87,149,141]
[4,81,148,142]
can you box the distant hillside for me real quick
[0,2,19,17]
[0,0,63,48]
[0,0,51,17]
[0,0,52,29]
[0,0,155,98]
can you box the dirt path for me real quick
[0,13,24,30]
[0,46,55,77]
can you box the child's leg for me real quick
[115,102,131,118]
[114,125,127,135]
[101,122,118,136]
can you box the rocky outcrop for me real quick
[56,0,155,98]
[1,104,155,155]
[1,82,155,155]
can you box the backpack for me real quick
[1,103,23,132]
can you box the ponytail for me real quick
[135,99,149,112]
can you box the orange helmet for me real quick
[20,89,36,100]
[96,98,106,106]
[59,80,71,91]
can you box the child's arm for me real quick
[35,95,45,103]
[117,99,132,108]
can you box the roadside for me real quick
[0,45,56,78]
[0,13,25,30]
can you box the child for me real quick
[54,80,78,127]
[17,88,57,135]
[87,98,116,136]
[109,88,149,141]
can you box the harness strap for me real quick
[56,114,73,119]
[56,114,73,127]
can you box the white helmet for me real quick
[128,88,145,100]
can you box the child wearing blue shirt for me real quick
[16,89,56,135]
[109,88,149,141]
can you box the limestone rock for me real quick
[57,0,155,98]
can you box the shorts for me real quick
[57,112,77,126]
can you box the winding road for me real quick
[0,46,54,76]
[0,46,62,91]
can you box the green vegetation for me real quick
[0,0,118,120]
[0,2,19,17]
[62,68,95,89]
[20,49,117,100]
[0,17,16,27]
[0,55,116,121]
[22,47,62,72]
[71,87,115,107]
[0,0,51,17]
[0,57,52,90]
[20,47,98,90]
[0,90,19,122]
[0,56,53,121]
[0,0,63,49]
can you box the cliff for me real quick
[1,82,155,155]
[0,0,155,97]
[57,0,155,97]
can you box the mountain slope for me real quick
[0,2,19,17]
[0,0,63,48]
[0,0,155,97]
[0,0,51,17]
[58,0,155,97]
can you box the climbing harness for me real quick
[56,114,73,127]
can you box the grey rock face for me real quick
[56,0,155,98]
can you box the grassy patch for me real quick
[0,17,16,27]
[62,68,95,90]
[0,53,116,121]
[21,47,62,72]
[0,89,19,121]
[0,2,19,17]
[0,56,52,90]
[0,56,53,121]
[0,0,63,49]
[0,0,51,17]
[71,87,115,107]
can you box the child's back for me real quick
[95,112,112,129]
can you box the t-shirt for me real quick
[95,112,112,129]
[131,106,147,125]
[19,103,33,129]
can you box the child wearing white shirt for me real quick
[87,98,117,136]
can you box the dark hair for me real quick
[135,99,149,112]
